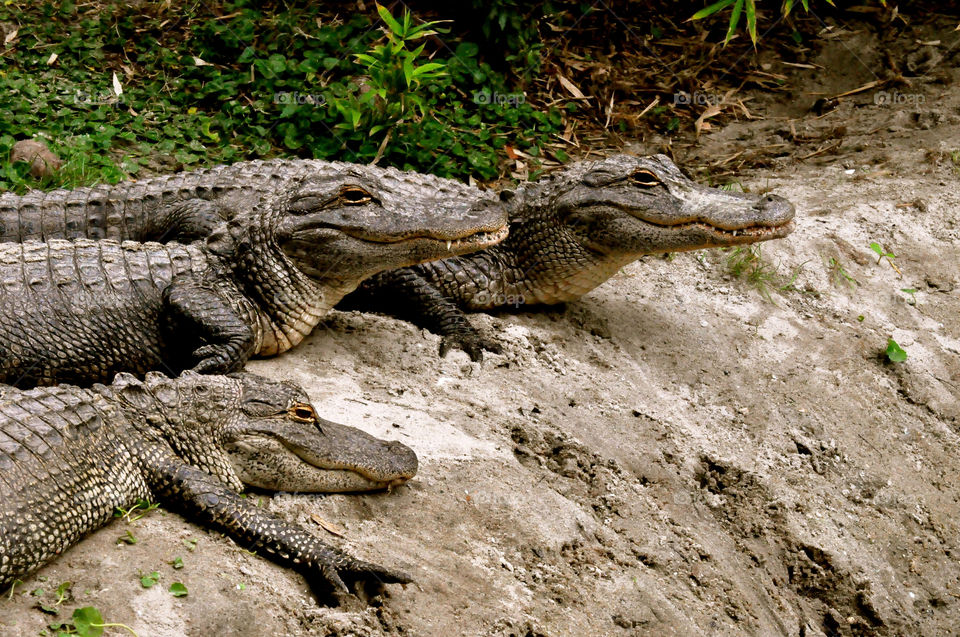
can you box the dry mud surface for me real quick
[3,162,958,636]
[4,22,960,637]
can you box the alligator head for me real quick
[500,153,796,305]
[224,372,418,492]
[274,162,508,291]
[115,371,417,493]
[532,153,794,256]
[205,164,509,353]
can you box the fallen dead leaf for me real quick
[311,513,345,537]
[557,74,589,100]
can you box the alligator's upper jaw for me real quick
[281,224,509,285]
[225,419,418,494]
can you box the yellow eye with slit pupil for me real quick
[630,170,660,187]
[289,404,317,421]
[339,186,373,205]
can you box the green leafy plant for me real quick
[869,242,895,263]
[115,499,159,523]
[0,3,566,188]
[139,572,160,589]
[885,338,907,363]
[689,0,890,45]
[342,4,448,136]
[168,582,188,598]
[826,256,857,289]
[117,531,137,545]
[48,606,140,637]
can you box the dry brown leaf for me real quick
[311,513,346,537]
[695,104,722,137]
[557,74,589,100]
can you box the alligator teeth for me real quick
[732,230,738,236]
[446,241,452,251]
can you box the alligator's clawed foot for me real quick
[439,330,503,362]
[308,553,412,605]
[191,345,244,374]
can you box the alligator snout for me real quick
[755,193,795,226]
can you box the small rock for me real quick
[10,139,63,179]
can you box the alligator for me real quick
[341,154,796,359]
[0,158,500,244]
[0,154,794,361]
[0,175,506,387]
[0,370,417,601]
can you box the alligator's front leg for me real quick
[151,461,411,602]
[350,270,502,362]
[162,275,257,374]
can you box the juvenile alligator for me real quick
[342,154,796,359]
[0,371,417,600]
[0,176,506,387]
[0,158,498,244]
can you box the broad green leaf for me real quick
[885,338,907,363]
[745,0,757,44]
[72,607,105,637]
[169,582,188,598]
[724,0,744,45]
[376,4,403,36]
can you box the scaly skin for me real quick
[0,371,417,601]
[0,173,507,387]
[0,158,504,244]
[342,154,797,360]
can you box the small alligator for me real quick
[0,176,506,387]
[342,154,796,359]
[0,158,498,244]
[0,371,417,600]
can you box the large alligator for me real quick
[0,176,506,387]
[0,371,417,600]
[0,158,499,244]
[342,154,796,359]
[0,154,794,360]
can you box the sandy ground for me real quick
[3,159,957,636]
[3,16,960,637]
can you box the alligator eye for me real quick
[289,403,317,422]
[338,186,373,205]
[629,170,661,188]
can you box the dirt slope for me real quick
[2,158,957,636]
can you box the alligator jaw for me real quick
[224,418,419,493]
[293,224,508,252]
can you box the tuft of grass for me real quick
[725,245,780,302]
[826,256,857,290]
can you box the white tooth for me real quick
[446,241,452,251]
[733,230,738,237]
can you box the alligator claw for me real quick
[438,331,503,362]
[191,345,243,374]
[309,551,411,603]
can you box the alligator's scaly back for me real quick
[0,371,416,598]
[343,154,795,360]
[0,158,506,245]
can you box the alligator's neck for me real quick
[463,214,634,308]
[212,232,328,357]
